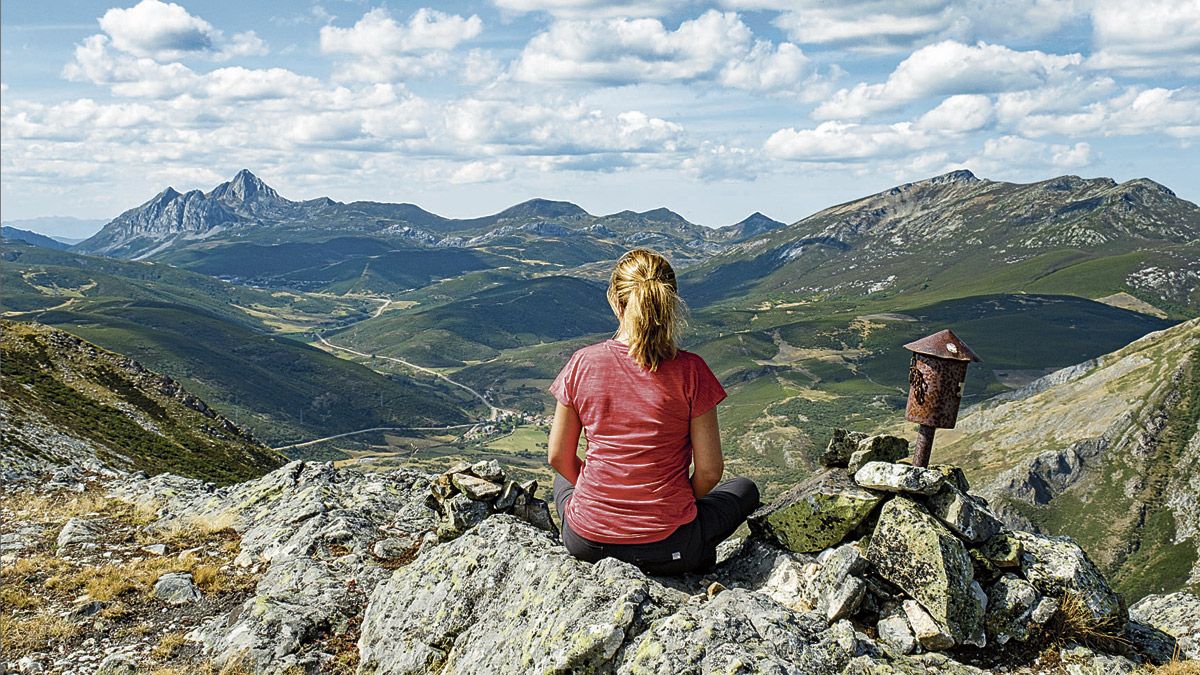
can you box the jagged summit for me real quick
[207,168,287,206]
[491,198,589,221]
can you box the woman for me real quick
[547,248,760,576]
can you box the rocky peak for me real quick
[206,169,287,208]
[929,169,980,185]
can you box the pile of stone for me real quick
[426,459,555,539]
[745,428,1133,656]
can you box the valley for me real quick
[4,167,1197,598]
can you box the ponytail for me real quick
[607,248,686,371]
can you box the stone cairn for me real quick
[426,459,556,539]
[745,428,1133,657]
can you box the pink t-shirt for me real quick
[549,339,727,544]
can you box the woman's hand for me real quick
[547,401,585,484]
[690,407,723,498]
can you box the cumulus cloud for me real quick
[764,121,933,161]
[976,135,1092,169]
[918,94,994,132]
[98,0,266,61]
[320,7,482,82]
[815,41,1081,119]
[1016,86,1200,139]
[511,10,812,92]
[1088,0,1200,75]
[450,160,513,184]
[680,142,759,181]
[493,0,684,18]
[765,0,1085,52]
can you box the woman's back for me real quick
[550,338,725,543]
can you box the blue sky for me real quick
[2,0,1198,235]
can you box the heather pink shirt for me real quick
[549,339,727,544]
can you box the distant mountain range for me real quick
[74,169,786,264]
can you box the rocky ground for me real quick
[2,436,1198,674]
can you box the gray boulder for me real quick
[803,544,868,623]
[470,459,505,483]
[876,606,917,655]
[749,469,882,553]
[820,429,868,468]
[866,498,984,645]
[854,462,945,496]
[1014,531,1125,625]
[439,493,491,538]
[450,473,502,501]
[847,435,910,472]
[924,484,1004,543]
[1130,592,1200,660]
[153,572,201,605]
[985,574,1039,645]
[56,517,99,552]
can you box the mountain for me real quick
[1,320,283,484]
[74,170,766,283]
[1,226,71,250]
[933,318,1200,600]
[683,170,1200,316]
[713,211,788,241]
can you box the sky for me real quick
[2,0,1198,236]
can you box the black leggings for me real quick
[552,473,760,576]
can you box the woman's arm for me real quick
[690,407,724,498]
[547,400,585,484]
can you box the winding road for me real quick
[271,295,510,451]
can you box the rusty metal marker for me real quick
[904,329,980,467]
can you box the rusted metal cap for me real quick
[903,329,981,362]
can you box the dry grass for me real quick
[44,554,192,601]
[151,631,187,660]
[0,584,41,611]
[1043,593,1131,654]
[0,611,81,656]
[141,512,238,552]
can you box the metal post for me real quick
[913,424,936,468]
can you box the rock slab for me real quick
[749,469,882,553]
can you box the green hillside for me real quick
[932,318,1200,600]
[1,320,283,484]
[25,302,476,446]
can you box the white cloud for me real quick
[764,121,933,161]
[320,7,482,82]
[918,94,994,132]
[1016,86,1200,139]
[680,142,759,181]
[450,160,513,184]
[976,135,1092,169]
[203,67,320,102]
[1088,0,1200,75]
[766,0,1085,53]
[63,35,198,99]
[492,0,683,18]
[511,10,812,92]
[98,0,266,61]
[815,41,1081,119]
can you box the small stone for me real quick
[372,536,418,561]
[17,656,45,673]
[930,465,971,493]
[153,572,201,606]
[56,517,99,552]
[847,435,910,472]
[450,473,503,501]
[985,574,1039,645]
[96,653,137,675]
[903,599,955,651]
[802,544,868,623]
[439,494,491,538]
[854,462,945,495]
[141,544,168,556]
[520,479,539,499]
[820,428,868,467]
[444,461,472,476]
[470,460,505,483]
[706,582,726,599]
[877,611,917,655]
[513,498,555,532]
[492,481,521,512]
[924,484,1004,543]
[70,600,106,619]
[978,533,1022,568]
[1030,596,1058,625]
[748,469,883,553]
[430,473,457,501]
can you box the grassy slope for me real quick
[26,302,473,446]
[1,321,284,484]
[934,319,1200,600]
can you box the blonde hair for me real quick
[607,248,686,371]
